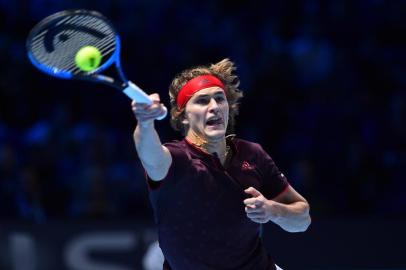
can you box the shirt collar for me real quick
[183,134,238,158]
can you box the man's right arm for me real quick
[132,94,172,181]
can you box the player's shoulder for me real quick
[163,140,191,163]
[163,139,187,151]
[163,139,184,147]
[231,137,263,152]
[163,140,187,155]
[231,137,273,164]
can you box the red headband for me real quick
[176,75,225,109]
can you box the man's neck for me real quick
[186,131,226,157]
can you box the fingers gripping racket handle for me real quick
[123,81,167,120]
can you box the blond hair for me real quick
[169,59,243,135]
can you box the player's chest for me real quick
[187,157,263,192]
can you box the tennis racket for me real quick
[26,9,167,120]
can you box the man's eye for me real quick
[215,96,225,102]
[196,98,209,104]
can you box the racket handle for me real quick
[123,81,167,120]
[123,81,152,105]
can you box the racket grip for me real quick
[123,81,152,105]
[124,81,167,120]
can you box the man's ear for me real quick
[181,113,189,125]
[182,118,189,125]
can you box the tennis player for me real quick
[132,59,311,270]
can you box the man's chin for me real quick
[205,129,226,140]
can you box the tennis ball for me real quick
[75,46,102,72]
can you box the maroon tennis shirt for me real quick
[147,136,289,270]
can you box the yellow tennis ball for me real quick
[75,46,102,71]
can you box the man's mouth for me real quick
[206,116,223,126]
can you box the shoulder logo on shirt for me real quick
[241,161,253,170]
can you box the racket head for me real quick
[26,9,121,80]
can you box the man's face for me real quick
[183,87,229,141]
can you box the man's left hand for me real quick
[244,187,280,224]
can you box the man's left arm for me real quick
[244,186,311,232]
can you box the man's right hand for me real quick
[131,93,167,126]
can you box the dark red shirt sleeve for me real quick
[145,141,189,191]
[255,143,289,199]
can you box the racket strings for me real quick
[45,32,114,73]
[29,13,116,73]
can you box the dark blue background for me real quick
[0,0,405,268]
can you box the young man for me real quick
[132,59,311,270]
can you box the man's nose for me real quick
[208,98,220,112]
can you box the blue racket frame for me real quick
[26,9,167,118]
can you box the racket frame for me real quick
[26,9,162,110]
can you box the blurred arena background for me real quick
[0,0,405,269]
